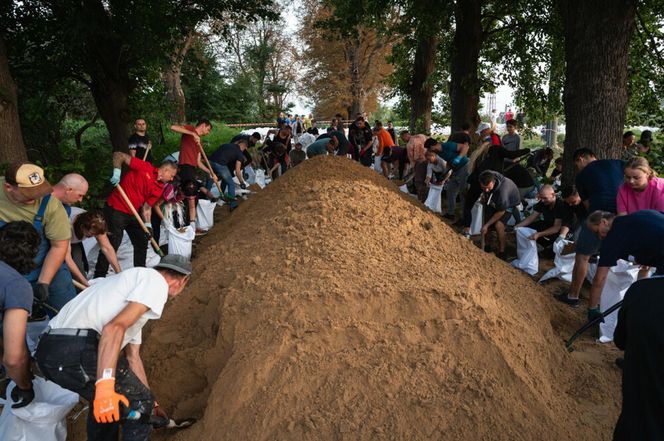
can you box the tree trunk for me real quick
[449,0,483,133]
[347,39,366,117]
[410,33,438,134]
[89,76,132,152]
[164,33,195,124]
[558,0,636,186]
[0,37,27,163]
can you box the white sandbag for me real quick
[255,169,266,188]
[511,227,539,275]
[165,224,195,259]
[373,155,382,173]
[196,199,216,231]
[0,378,79,441]
[399,184,409,194]
[244,165,256,185]
[598,260,640,343]
[85,231,160,276]
[424,184,443,213]
[539,239,576,283]
[469,201,484,235]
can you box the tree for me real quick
[5,0,275,152]
[0,36,27,163]
[557,0,637,185]
[164,32,197,124]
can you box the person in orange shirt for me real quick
[372,122,396,178]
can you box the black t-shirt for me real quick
[614,277,664,440]
[209,143,245,167]
[447,132,471,144]
[561,202,587,228]
[504,164,534,188]
[128,133,152,162]
[575,159,625,213]
[533,198,565,230]
[598,210,664,269]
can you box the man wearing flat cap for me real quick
[35,254,192,441]
[0,162,75,314]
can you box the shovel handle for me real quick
[115,184,164,257]
[565,300,624,351]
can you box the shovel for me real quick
[565,300,623,352]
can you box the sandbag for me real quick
[244,165,256,185]
[469,201,484,236]
[511,227,539,276]
[196,199,216,231]
[165,224,195,259]
[539,239,576,283]
[0,378,79,441]
[598,260,640,343]
[424,184,443,213]
[84,232,160,276]
[255,169,266,188]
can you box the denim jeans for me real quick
[446,164,468,218]
[35,332,154,441]
[207,162,237,208]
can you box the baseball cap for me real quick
[4,162,52,200]
[154,254,192,275]
[475,122,491,135]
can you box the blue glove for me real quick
[451,156,462,167]
[110,168,121,186]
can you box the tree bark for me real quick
[558,0,636,186]
[0,37,27,163]
[410,33,438,133]
[449,0,483,133]
[74,112,99,150]
[346,38,366,117]
[164,33,195,124]
[89,75,132,153]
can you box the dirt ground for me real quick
[68,157,622,440]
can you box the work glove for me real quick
[143,222,154,240]
[93,378,129,423]
[587,307,605,323]
[110,168,121,186]
[554,236,564,244]
[33,283,49,303]
[240,182,247,190]
[11,384,35,408]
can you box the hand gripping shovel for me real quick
[565,300,623,352]
[115,184,164,257]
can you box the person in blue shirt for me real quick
[583,210,664,321]
[0,221,41,408]
[556,148,625,307]
[423,138,470,221]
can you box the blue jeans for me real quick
[207,162,237,207]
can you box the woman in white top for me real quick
[68,209,121,286]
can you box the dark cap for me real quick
[154,254,192,275]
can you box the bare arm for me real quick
[97,302,149,379]
[235,161,244,185]
[152,197,165,221]
[141,203,152,224]
[196,153,212,176]
[97,233,121,274]
[112,151,132,169]
[588,266,610,309]
[38,239,69,285]
[3,309,31,389]
[484,210,505,229]
[65,242,89,286]
[124,343,150,389]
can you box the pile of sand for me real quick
[141,156,620,441]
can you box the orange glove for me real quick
[93,378,129,423]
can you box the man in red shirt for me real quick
[170,119,214,224]
[97,153,177,277]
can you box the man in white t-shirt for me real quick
[35,254,191,441]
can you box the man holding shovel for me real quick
[97,153,176,278]
[35,254,192,441]
[170,120,215,226]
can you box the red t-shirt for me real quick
[107,158,164,215]
[178,125,199,166]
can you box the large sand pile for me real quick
[141,156,620,441]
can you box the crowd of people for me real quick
[0,109,662,440]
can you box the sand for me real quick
[132,156,622,441]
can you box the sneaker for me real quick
[554,292,580,308]
[195,228,208,236]
[463,232,471,240]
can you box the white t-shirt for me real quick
[48,267,168,347]
[69,206,86,245]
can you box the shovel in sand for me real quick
[564,300,623,352]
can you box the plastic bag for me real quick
[598,260,640,343]
[165,224,195,259]
[244,165,256,185]
[469,200,483,235]
[255,169,266,188]
[196,199,216,231]
[0,378,79,441]
[85,231,160,274]
[511,227,539,276]
[424,184,443,213]
[539,239,576,283]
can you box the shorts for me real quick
[177,164,198,183]
[484,205,514,226]
[381,146,402,163]
[575,222,601,255]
